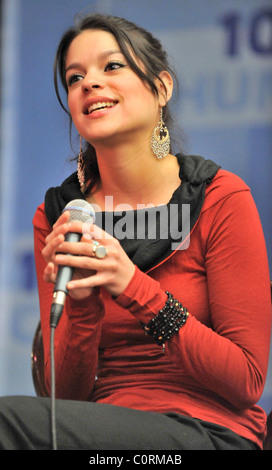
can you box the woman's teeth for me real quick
[88,101,116,113]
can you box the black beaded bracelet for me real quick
[141,291,189,347]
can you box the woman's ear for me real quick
[157,71,173,106]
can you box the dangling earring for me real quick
[151,108,170,159]
[77,135,85,188]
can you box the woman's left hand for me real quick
[53,220,136,299]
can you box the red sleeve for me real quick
[116,190,271,410]
[33,204,105,400]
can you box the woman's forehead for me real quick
[68,29,120,55]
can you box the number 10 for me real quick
[219,9,272,56]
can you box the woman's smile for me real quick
[83,96,119,118]
[87,101,118,115]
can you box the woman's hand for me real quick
[42,210,135,299]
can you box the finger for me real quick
[43,262,57,284]
[45,211,79,245]
[56,233,116,258]
[44,222,71,246]
[67,266,132,297]
[67,272,106,291]
[42,232,65,262]
[47,220,94,245]
[47,220,115,247]
[85,223,115,244]
[52,210,70,229]
[54,252,110,272]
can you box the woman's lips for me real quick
[87,101,118,114]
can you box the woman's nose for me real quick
[81,75,102,93]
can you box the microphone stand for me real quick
[50,325,57,450]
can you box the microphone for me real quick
[50,199,95,328]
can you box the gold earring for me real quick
[77,136,85,188]
[151,108,170,159]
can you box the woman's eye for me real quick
[67,74,84,87]
[104,61,126,72]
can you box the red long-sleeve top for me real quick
[33,169,271,449]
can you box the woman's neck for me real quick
[87,143,181,211]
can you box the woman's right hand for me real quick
[42,210,96,300]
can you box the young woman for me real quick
[0,13,271,450]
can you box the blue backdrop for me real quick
[0,0,271,414]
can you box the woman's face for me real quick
[65,29,170,148]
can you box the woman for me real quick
[0,13,271,451]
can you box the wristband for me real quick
[141,291,188,347]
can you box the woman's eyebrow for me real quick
[65,49,124,74]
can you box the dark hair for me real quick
[54,13,179,193]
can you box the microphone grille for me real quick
[62,199,96,224]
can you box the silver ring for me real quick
[92,241,107,259]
